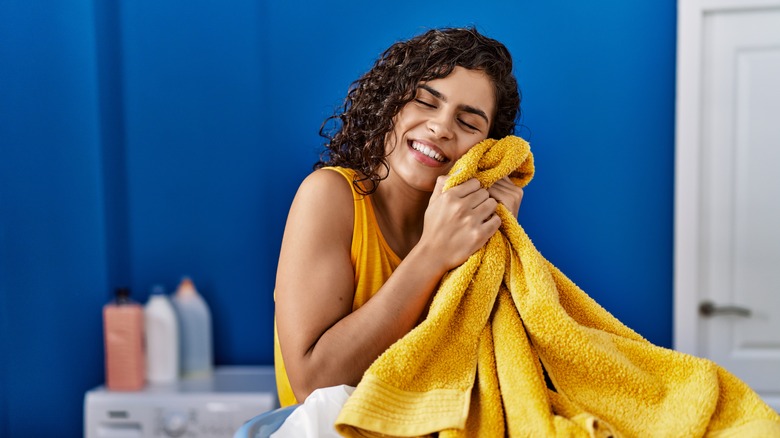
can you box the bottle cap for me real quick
[176,276,198,296]
[114,287,131,304]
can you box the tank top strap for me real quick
[320,167,400,309]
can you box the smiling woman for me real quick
[314,27,520,195]
[272,27,524,408]
[386,67,496,192]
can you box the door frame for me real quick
[674,0,780,354]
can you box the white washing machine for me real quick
[84,365,279,438]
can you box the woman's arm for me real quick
[275,171,501,402]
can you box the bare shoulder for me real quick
[296,168,354,203]
[279,168,357,268]
[288,168,354,237]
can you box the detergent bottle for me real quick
[103,287,146,391]
[144,284,179,384]
[172,277,213,378]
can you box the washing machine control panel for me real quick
[85,366,278,438]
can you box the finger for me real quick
[485,213,502,232]
[445,178,482,198]
[488,178,514,194]
[473,197,499,222]
[437,175,451,192]
[429,175,449,203]
[477,213,502,237]
[464,188,491,210]
[488,180,523,203]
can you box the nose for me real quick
[427,111,454,139]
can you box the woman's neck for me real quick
[371,176,430,259]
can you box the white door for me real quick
[675,0,780,411]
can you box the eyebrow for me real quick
[418,84,490,124]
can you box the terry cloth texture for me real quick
[334,136,780,437]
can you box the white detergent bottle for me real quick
[172,276,213,378]
[144,284,179,384]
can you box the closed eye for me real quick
[458,119,479,132]
[415,99,436,108]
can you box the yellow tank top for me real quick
[273,167,401,407]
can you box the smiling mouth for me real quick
[409,140,448,163]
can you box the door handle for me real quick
[699,301,752,318]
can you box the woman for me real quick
[273,27,523,407]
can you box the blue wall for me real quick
[0,1,676,436]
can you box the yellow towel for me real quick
[334,136,780,437]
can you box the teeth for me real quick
[411,141,446,162]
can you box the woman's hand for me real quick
[487,177,523,218]
[417,176,501,273]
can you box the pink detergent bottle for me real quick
[103,287,146,391]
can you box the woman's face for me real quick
[384,66,496,192]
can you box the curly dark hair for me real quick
[316,27,521,194]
